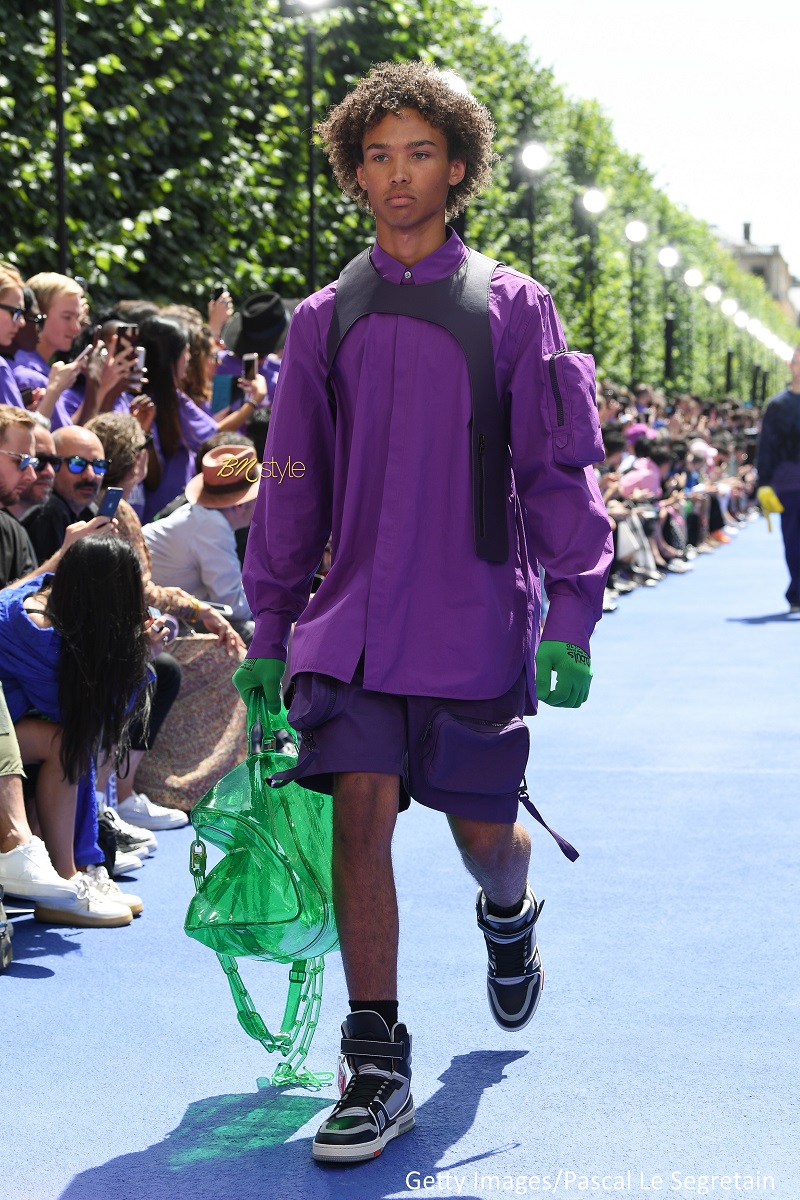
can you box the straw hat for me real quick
[185,445,261,509]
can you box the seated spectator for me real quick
[6,420,58,520]
[0,683,95,920]
[0,536,157,926]
[138,315,217,521]
[0,262,27,409]
[87,413,245,827]
[14,272,88,422]
[214,291,289,418]
[143,445,259,639]
[619,442,673,499]
[21,424,108,562]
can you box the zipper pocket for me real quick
[319,679,338,726]
[548,350,567,427]
[423,709,510,741]
[478,433,486,537]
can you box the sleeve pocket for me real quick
[545,350,604,467]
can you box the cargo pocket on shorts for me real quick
[545,350,604,468]
[286,673,345,733]
[422,708,529,794]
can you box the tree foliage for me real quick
[0,0,794,398]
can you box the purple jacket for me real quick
[243,231,612,713]
[0,356,25,408]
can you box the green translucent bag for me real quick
[185,693,338,1087]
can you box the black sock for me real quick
[349,999,399,1029]
[486,894,525,918]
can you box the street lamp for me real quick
[279,0,352,293]
[519,141,550,278]
[581,188,606,356]
[624,220,648,383]
[704,285,722,304]
[54,0,68,271]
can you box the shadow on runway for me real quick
[60,1049,528,1200]
[726,612,798,624]
[3,916,83,978]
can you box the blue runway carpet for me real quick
[5,518,798,1199]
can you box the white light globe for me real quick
[582,188,607,214]
[657,246,679,269]
[720,298,738,316]
[297,0,330,7]
[684,268,703,287]
[704,285,722,304]
[625,220,648,244]
[521,142,550,173]
[734,311,749,328]
[747,318,762,335]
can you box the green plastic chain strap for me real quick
[216,952,333,1089]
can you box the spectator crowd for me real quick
[0,258,768,940]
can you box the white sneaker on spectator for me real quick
[80,865,143,916]
[34,874,132,928]
[117,792,189,830]
[0,837,80,904]
[112,850,145,877]
[100,806,157,857]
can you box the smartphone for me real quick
[116,323,138,351]
[211,283,228,301]
[242,352,258,382]
[98,487,123,519]
[73,343,93,366]
[20,387,34,407]
[134,346,146,372]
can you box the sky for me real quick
[487,0,799,310]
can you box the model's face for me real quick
[356,109,465,236]
[52,428,106,513]
[0,286,25,350]
[41,291,83,353]
[0,426,37,507]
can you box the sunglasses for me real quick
[58,455,109,475]
[134,434,154,453]
[33,454,62,473]
[0,449,37,471]
[0,303,25,323]
[25,313,46,328]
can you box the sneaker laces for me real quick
[82,864,116,896]
[488,929,535,979]
[335,1066,391,1114]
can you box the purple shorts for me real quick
[274,656,529,824]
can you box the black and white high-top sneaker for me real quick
[476,885,545,1031]
[312,1011,415,1164]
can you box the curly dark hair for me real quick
[316,61,496,219]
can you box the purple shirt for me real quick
[53,382,133,431]
[12,347,50,390]
[142,390,217,522]
[243,231,612,712]
[0,357,25,408]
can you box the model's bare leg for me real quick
[448,815,531,906]
[15,720,77,879]
[115,750,146,802]
[332,770,400,999]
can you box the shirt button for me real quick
[403,270,412,279]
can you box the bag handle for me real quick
[246,691,298,755]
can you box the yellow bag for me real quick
[757,486,784,532]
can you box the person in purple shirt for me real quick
[137,315,217,522]
[0,263,29,409]
[234,61,612,1164]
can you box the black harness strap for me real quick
[325,248,509,564]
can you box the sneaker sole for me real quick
[312,1098,416,1164]
[34,902,132,928]
[117,814,188,830]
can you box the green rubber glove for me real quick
[232,657,285,715]
[535,640,592,709]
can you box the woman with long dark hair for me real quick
[0,536,161,925]
[138,315,217,521]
